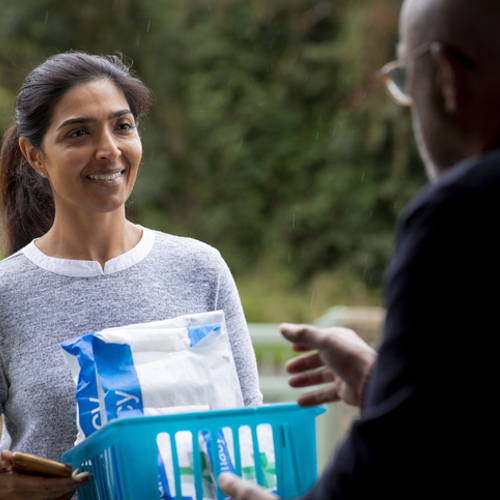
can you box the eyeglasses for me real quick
[377,42,434,107]
[378,42,475,107]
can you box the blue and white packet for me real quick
[60,310,251,500]
[60,311,244,444]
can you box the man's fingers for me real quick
[290,343,312,353]
[285,350,324,374]
[296,386,341,407]
[280,323,326,351]
[288,368,335,388]
[218,473,277,500]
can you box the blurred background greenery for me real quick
[0,0,426,322]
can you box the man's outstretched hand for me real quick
[217,324,377,500]
[281,323,377,407]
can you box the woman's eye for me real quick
[117,122,135,131]
[68,128,88,138]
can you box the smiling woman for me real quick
[0,52,262,500]
[18,79,144,263]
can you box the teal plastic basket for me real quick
[62,402,325,500]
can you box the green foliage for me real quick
[0,0,425,319]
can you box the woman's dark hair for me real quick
[0,51,152,256]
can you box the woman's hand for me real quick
[281,323,377,407]
[0,450,89,500]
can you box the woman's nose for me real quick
[96,129,121,161]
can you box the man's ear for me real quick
[18,137,47,177]
[430,42,466,115]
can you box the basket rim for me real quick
[62,402,326,460]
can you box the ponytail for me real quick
[0,124,54,257]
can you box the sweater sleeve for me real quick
[0,352,7,416]
[215,257,263,407]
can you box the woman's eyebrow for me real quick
[109,109,133,120]
[56,109,133,131]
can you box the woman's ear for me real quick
[430,42,466,115]
[18,137,47,177]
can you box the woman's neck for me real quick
[35,209,143,270]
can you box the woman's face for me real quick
[29,79,142,218]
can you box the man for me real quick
[219,0,499,498]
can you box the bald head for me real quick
[398,0,500,178]
[400,0,500,64]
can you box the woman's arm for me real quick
[216,258,263,407]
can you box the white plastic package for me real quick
[60,310,244,444]
[60,310,270,500]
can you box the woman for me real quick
[0,52,262,499]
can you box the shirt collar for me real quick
[22,226,155,277]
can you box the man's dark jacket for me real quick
[303,150,498,499]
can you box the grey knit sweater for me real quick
[0,227,262,464]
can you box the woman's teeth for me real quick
[87,172,122,180]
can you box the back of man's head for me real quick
[399,0,500,178]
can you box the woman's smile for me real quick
[86,171,124,181]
